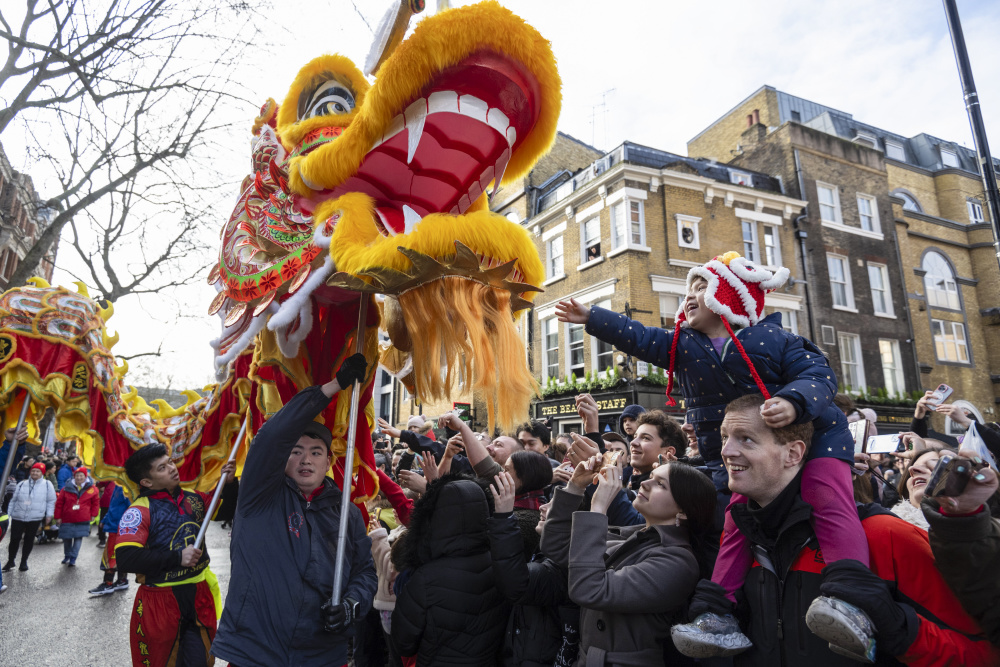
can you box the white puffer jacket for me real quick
[9,477,56,522]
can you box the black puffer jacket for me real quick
[391,476,508,666]
[488,512,577,667]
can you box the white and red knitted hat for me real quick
[664,252,789,406]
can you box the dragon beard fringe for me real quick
[398,277,537,435]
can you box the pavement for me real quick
[0,522,233,666]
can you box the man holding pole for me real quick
[115,443,236,667]
[211,352,376,667]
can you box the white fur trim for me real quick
[313,224,332,249]
[728,256,789,291]
[891,501,929,531]
[268,256,335,331]
[212,303,278,381]
[274,295,313,358]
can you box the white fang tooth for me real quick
[375,208,397,237]
[384,114,405,143]
[486,107,509,137]
[458,194,471,213]
[489,147,512,202]
[506,126,517,147]
[404,98,428,164]
[402,205,422,235]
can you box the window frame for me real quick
[762,224,781,267]
[741,220,759,264]
[546,235,564,281]
[878,338,905,397]
[591,299,614,376]
[838,332,866,392]
[826,253,856,311]
[867,262,894,318]
[940,146,960,168]
[884,140,905,161]
[660,293,680,328]
[580,216,602,265]
[566,321,585,379]
[967,200,985,224]
[816,181,842,224]
[931,319,970,364]
[542,318,560,380]
[676,214,701,250]
[922,251,961,311]
[609,196,648,254]
[856,193,880,234]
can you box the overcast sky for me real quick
[44,0,1000,390]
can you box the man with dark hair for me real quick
[517,419,558,467]
[627,411,685,494]
[116,443,236,667]
[212,353,377,667]
[672,393,998,665]
[57,454,80,490]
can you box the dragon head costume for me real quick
[0,2,560,505]
[212,1,560,435]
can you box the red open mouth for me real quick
[300,51,539,237]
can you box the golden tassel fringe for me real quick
[398,277,537,434]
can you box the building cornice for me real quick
[527,161,806,229]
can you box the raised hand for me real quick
[590,457,624,515]
[555,298,589,324]
[490,472,517,513]
[377,417,401,439]
[567,432,600,468]
[575,394,599,433]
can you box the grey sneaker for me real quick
[88,582,115,596]
[805,596,876,663]
[671,613,753,658]
[113,577,130,591]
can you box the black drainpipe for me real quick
[793,149,818,343]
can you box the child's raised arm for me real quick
[555,298,589,324]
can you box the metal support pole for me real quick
[0,393,32,502]
[943,0,1000,274]
[193,412,249,550]
[331,298,369,606]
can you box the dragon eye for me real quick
[302,81,355,120]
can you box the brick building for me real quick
[0,142,56,289]
[492,134,807,435]
[691,86,1000,431]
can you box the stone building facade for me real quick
[691,86,1000,431]
[0,142,56,289]
[492,135,807,435]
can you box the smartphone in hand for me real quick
[849,420,872,454]
[927,453,987,498]
[926,383,954,411]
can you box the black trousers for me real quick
[7,519,40,565]
[97,506,108,541]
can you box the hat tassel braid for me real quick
[721,318,771,400]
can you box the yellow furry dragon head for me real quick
[211,2,560,431]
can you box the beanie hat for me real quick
[407,415,426,430]
[664,251,789,406]
[301,421,333,451]
[75,466,89,477]
[31,462,46,473]
[618,404,647,435]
